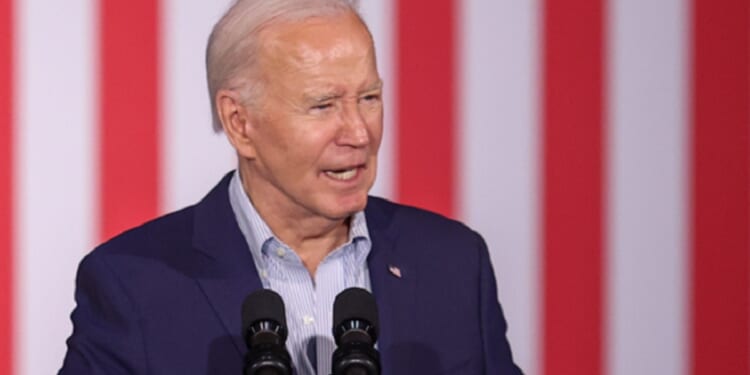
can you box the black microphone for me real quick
[241,289,292,375]
[331,288,381,375]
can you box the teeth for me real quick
[325,168,357,180]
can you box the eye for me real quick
[360,93,381,103]
[311,103,333,111]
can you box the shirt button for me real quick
[276,247,286,257]
[260,270,268,278]
[302,315,315,325]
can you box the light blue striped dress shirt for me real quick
[228,171,372,375]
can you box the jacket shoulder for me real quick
[366,196,480,241]
[91,205,197,259]
[92,171,235,259]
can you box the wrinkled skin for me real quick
[218,11,383,270]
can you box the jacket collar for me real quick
[192,172,262,356]
[364,197,418,373]
[191,173,418,369]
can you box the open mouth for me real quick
[324,167,360,181]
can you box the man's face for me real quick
[242,12,383,222]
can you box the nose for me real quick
[337,102,370,147]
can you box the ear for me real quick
[216,89,258,159]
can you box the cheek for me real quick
[260,116,325,157]
[277,127,335,171]
[364,114,384,148]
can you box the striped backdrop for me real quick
[1,0,748,374]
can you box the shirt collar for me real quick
[228,170,371,262]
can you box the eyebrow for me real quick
[361,80,383,93]
[303,80,384,103]
[306,91,344,103]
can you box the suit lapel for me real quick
[366,198,418,373]
[191,173,264,356]
[189,179,418,369]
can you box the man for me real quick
[60,0,522,374]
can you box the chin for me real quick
[324,193,368,219]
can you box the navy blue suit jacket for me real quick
[60,173,522,374]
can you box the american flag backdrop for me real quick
[1,0,748,374]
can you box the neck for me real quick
[239,170,351,275]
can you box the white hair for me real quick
[206,0,364,132]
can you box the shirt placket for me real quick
[266,242,318,375]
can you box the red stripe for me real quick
[0,0,13,373]
[99,0,161,240]
[541,1,606,374]
[690,0,750,373]
[395,0,456,218]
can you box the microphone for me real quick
[331,288,381,375]
[241,289,292,375]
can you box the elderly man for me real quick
[60,0,522,374]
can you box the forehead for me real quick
[257,12,376,76]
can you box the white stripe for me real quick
[359,0,395,200]
[161,0,236,212]
[458,1,539,373]
[15,0,97,374]
[607,0,689,374]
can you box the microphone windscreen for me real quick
[333,287,379,335]
[241,289,287,335]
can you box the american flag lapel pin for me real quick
[388,265,402,278]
